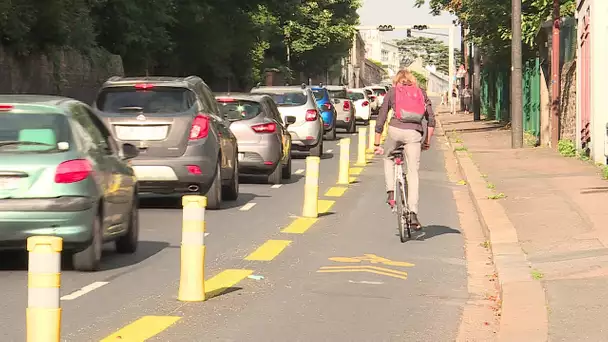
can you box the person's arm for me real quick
[374,88,393,146]
[422,89,435,145]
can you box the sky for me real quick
[357,0,461,45]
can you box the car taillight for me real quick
[134,83,154,90]
[343,101,351,111]
[189,114,210,140]
[0,104,13,111]
[305,109,317,121]
[362,101,369,106]
[251,122,276,133]
[55,159,92,184]
[323,103,332,110]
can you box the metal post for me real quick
[511,0,523,148]
[550,0,561,148]
[367,120,376,153]
[356,127,367,166]
[473,45,481,121]
[448,26,455,95]
[178,195,207,302]
[337,138,351,185]
[302,156,320,218]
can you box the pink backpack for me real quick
[394,84,426,123]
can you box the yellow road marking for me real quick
[349,167,363,175]
[245,240,292,261]
[349,176,357,183]
[100,316,181,341]
[319,265,409,276]
[328,254,415,267]
[318,200,335,214]
[205,269,253,299]
[282,217,318,234]
[317,268,408,280]
[325,187,347,197]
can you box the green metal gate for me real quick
[522,58,540,136]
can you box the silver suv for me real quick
[250,85,324,157]
[325,85,356,133]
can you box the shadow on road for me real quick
[241,173,303,185]
[139,193,270,210]
[413,225,461,241]
[0,240,169,272]
[206,286,242,300]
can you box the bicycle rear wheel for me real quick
[396,179,409,242]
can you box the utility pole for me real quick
[511,0,523,148]
[473,45,481,121]
[550,0,561,148]
[460,24,466,111]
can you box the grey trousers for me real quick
[383,126,423,214]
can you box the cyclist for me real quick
[373,69,435,228]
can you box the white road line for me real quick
[271,184,282,189]
[295,169,304,174]
[205,232,210,237]
[326,149,333,153]
[61,281,109,301]
[240,202,257,211]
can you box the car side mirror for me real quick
[121,143,139,160]
[285,115,297,126]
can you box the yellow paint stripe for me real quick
[317,269,408,280]
[100,316,181,341]
[349,177,357,183]
[319,265,409,276]
[282,217,318,234]
[318,200,335,214]
[349,167,363,175]
[325,187,347,197]
[245,240,292,261]
[204,269,253,299]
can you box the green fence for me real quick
[481,57,540,137]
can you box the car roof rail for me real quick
[107,76,122,82]
[184,75,202,83]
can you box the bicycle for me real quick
[388,146,412,242]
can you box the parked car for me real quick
[310,86,338,140]
[348,88,372,124]
[366,85,387,109]
[0,96,139,271]
[250,85,324,157]
[92,76,238,210]
[215,93,295,184]
[325,85,356,133]
[362,88,379,115]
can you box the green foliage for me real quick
[368,59,384,69]
[395,37,461,74]
[0,0,361,88]
[411,70,427,87]
[557,139,576,157]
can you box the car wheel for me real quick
[310,139,323,157]
[267,161,282,184]
[222,156,239,201]
[348,117,356,133]
[73,212,103,272]
[115,196,139,254]
[282,154,292,180]
[206,161,222,210]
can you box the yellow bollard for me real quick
[337,138,350,185]
[302,156,320,218]
[356,127,367,166]
[367,120,376,152]
[26,236,63,342]
[178,195,207,302]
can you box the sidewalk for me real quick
[439,111,608,341]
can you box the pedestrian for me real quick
[450,86,458,115]
[462,86,472,114]
[440,91,446,106]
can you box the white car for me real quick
[348,88,372,124]
[365,85,388,107]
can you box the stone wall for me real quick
[0,46,124,104]
[559,59,576,141]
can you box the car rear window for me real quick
[0,113,70,153]
[96,87,195,114]
[311,89,327,100]
[363,89,373,96]
[373,89,387,96]
[328,89,347,99]
[257,91,307,107]
[348,92,365,101]
[216,99,262,121]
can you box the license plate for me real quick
[238,153,244,161]
[115,125,168,141]
[0,177,20,190]
[132,166,178,181]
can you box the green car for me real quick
[0,95,140,271]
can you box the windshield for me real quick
[373,89,387,96]
[216,99,262,121]
[96,87,195,114]
[311,89,327,101]
[0,113,70,153]
[348,92,365,101]
[259,92,307,107]
[328,89,348,99]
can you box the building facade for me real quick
[576,0,608,164]
[380,41,400,76]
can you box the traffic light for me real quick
[407,29,412,37]
[412,25,428,30]
[377,25,394,32]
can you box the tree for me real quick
[394,37,461,74]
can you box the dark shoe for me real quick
[386,191,395,208]
[408,212,422,230]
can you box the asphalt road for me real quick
[0,100,468,341]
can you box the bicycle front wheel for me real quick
[396,179,409,243]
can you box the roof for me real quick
[324,85,347,90]
[214,92,267,101]
[252,86,309,92]
[0,95,75,112]
[102,75,204,88]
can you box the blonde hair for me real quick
[393,69,417,86]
